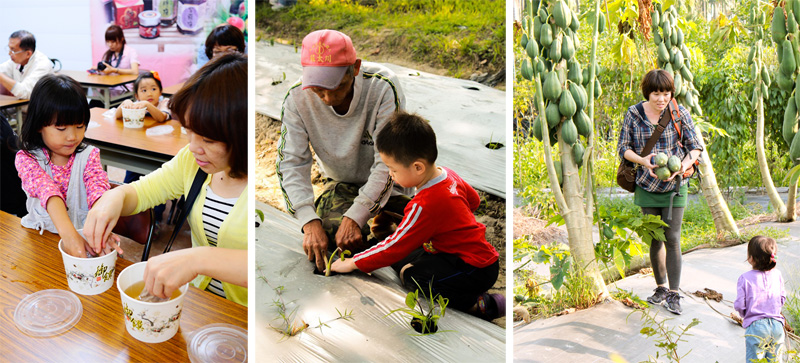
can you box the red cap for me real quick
[301,30,357,90]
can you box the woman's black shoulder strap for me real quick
[164,169,208,254]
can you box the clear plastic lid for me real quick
[14,289,82,337]
[187,324,248,363]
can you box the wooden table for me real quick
[0,95,29,132]
[85,107,189,175]
[0,211,247,362]
[58,70,138,108]
[162,82,185,96]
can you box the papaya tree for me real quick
[649,3,741,236]
[521,0,609,297]
[768,1,800,220]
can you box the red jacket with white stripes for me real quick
[353,167,499,273]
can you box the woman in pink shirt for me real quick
[15,74,120,258]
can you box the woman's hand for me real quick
[143,248,203,299]
[640,153,658,178]
[99,62,115,74]
[328,258,357,275]
[84,188,127,255]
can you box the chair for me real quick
[109,182,156,261]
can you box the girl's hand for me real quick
[132,101,150,109]
[61,230,93,258]
[84,189,126,255]
[143,248,202,299]
[100,233,124,256]
[119,99,134,109]
[640,153,658,178]
[328,258,357,275]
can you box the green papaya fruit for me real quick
[773,8,787,44]
[795,78,800,109]
[568,59,583,84]
[543,71,562,101]
[532,116,544,141]
[667,155,681,172]
[553,0,571,29]
[571,31,580,50]
[561,35,575,60]
[574,109,591,137]
[533,17,543,41]
[545,102,561,128]
[762,66,771,86]
[664,62,674,75]
[521,58,532,81]
[561,118,578,145]
[595,64,601,76]
[747,46,755,65]
[652,11,660,29]
[654,152,668,167]
[570,12,579,31]
[526,38,539,58]
[582,67,589,85]
[521,33,529,49]
[572,142,585,166]
[654,31,662,45]
[657,43,670,63]
[673,51,684,70]
[778,41,784,64]
[559,90,577,118]
[790,123,800,163]
[782,39,796,76]
[540,23,553,47]
[790,11,799,33]
[763,83,770,99]
[681,44,691,61]
[550,36,562,63]
[655,166,671,181]
[681,66,694,82]
[676,27,684,45]
[594,79,603,99]
[670,25,678,45]
[539,8,548,21]
[665,33,672,49]
[674,73,683,95]
[784,96,798,146]
[599,12,606,33]
[537,58,545,74]
[662,20,672,40]
[570,82,586,112]
[778,69,794,91]
[685,91,694,108]
[555,160,563,185]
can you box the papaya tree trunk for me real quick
[756,85,788,219]
[694,128,740,236]
[787,181,798,221]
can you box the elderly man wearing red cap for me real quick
[276,29,412,273]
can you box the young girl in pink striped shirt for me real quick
[15,74,119,258]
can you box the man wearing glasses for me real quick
[276,29,412,273]
[0,30,53,99]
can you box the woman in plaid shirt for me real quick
[616,69,703,315]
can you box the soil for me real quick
[256,114,507,327]
[513,207,568,246]
[692,288,723,302]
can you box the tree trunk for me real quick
[755,85,788,219]
[695,126,740,237]
[787,180,798,221]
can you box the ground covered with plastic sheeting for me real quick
[255,202,506,362]
[514,221,800,362]
[255,42,506,198]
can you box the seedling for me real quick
[255,209,264,228]
[324,247,351,277]
[386,279,450,335]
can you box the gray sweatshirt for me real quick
[277,62,409,229]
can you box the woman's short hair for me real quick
[169,52,248,179]
[641,69,674,100]
[204,24,245,59]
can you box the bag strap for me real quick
[164,168,208,254]
[640,99,675,157]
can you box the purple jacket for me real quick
[734,269,786,328]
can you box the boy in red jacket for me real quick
[329,111,504,320]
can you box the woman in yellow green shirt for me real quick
[84,53,248,306]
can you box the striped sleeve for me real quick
[353,202,432,273]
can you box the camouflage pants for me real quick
[314,179,410,252]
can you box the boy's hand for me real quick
[328,258,357,275]
[336,217,364,252]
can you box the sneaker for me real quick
[476,293,506,320]
[665,291,683,315]
[646,286,670,305]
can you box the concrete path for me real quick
[514,223,800,362]
[255,42,506,198]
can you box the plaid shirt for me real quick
[617,102,703,193]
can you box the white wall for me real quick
[0,1,92,71]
